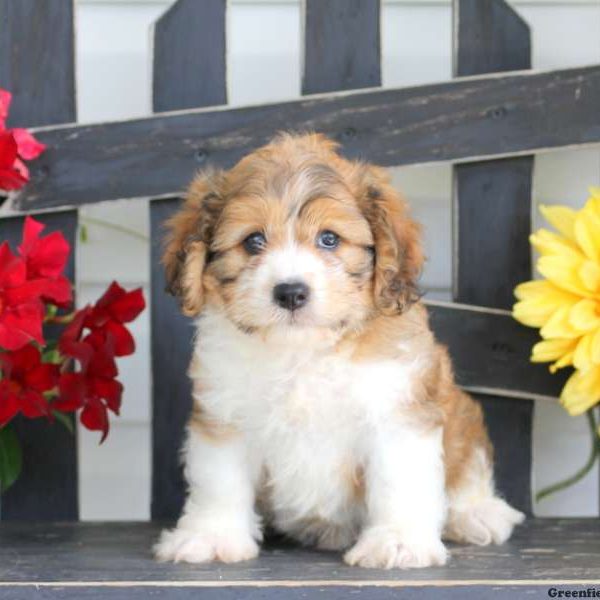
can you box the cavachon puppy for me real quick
[154,133,524,569]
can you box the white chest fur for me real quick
[189,308,424,535]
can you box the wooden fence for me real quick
[0,0,599,524]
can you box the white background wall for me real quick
[73,0,600,520]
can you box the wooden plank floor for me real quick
[0,519,598,598]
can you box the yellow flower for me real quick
[513,188,600,416]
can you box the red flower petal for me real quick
[59,307,93,367]
[11,128,46,160]
[36,275,72,306]
[0,89,11,127]
[103,320,135,356]
[13,158,29,180]
[0,167,28,190]
[5,343,40,371]
[90,377,123,414]
[55,373,86,412]
[0,302,44,350]
[0,131,17,169]
[0,242,26,288]
[80,397,109,443]
[107,286,146,323]
[19,217,70,279]
[94,281,125,310]
[86,337,118,379]
[25,363,59,393]
[19,389,51,419]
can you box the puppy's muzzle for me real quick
[272,281,310,311]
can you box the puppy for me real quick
[154,133,524,569]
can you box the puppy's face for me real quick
[163,134,423,335]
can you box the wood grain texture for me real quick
[0,212,79,521]
[452,0,534,514]
[150,200,194,520]
[150,1,228,520]
[302,0,380,94]
[2,587,595,600]
[0,0,76,127]
[0,1,78,520]
[476,393,532,513]
[426,302,566,400]
[152,0,227,112]
[0,520,599,584]
[454,157,533,308]
[453,0,533,310]
[12,65,600,211]
[0,586,591,600]
[453,0,530,77]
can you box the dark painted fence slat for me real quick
[0,212,79,520]
[302,0,380,95]
[150,199,193,521]
[426,303,566,400]
[150,0,227,520]
[0,0,78,520]
[453,0,533,514]
[0,0,76,127]
[12,64,600,211]
[153,0,227,112]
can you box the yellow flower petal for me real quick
[530,229,581,258]
[574,209,600,263]
[551,351,574,373]
[531,338,577,363]
[573,333,595,371]
[579,260,600,293]
[592,329,600,365]
[537,254,592,297]
[560,366,600,416]
[569,299,600,332]
[514,280,555,301]
[513,281,580,328]
[540,304,580,339]
[540,204,576,241]
[589,186,600,201]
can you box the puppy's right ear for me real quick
[162,171,225,317]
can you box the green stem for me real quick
[44,312,76,325]
[536,409,599,502]
[80,216,148,243]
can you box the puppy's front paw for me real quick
[154,527,259,564]
[344,527,447,569]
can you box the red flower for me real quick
[18,216,72,306]
[0,88,46,192]
[57,308,123,442]
[0,242,45,350]
[11,129,46,161]
[0,344,58,426]
[84,282,145,356]
[0,89,11,128]
[0,131,27,191]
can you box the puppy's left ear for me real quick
[357,166,424,315]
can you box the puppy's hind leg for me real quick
[444,447,525,546]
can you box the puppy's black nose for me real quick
[273,282,310,311]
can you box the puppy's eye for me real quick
[243,232,267,255]
[316,230,340,250]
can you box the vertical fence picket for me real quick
[0,0,78,521]
[302,0,381,95]
[0,0,76,127]
[150,0,228,520]
[453,0,533,513]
